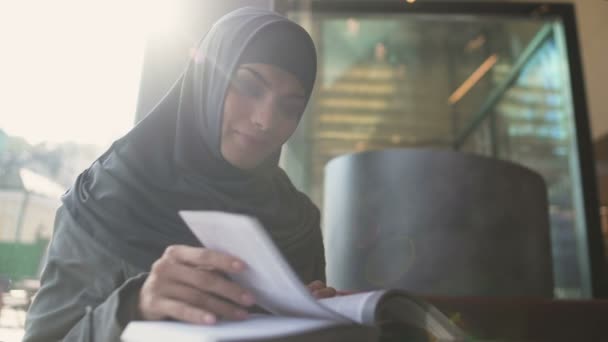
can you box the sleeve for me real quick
[23,206,149,342]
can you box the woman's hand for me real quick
[137,245,256,324]
[307,280,337,299]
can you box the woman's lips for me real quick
[236,131,269,146]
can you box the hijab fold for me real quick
[62,7,324,282]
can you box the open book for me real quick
[122,211,466,342]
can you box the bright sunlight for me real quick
[0,0,179,148]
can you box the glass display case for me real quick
[276,1,604,298]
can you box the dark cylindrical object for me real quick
[323,149,554,297]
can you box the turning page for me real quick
[319,291,386,325]
[179,211,350,322]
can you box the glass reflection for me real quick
[282,10,588,298]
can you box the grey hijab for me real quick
[62,7,324,282]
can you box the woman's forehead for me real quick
[236,63,306,97]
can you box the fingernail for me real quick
[203,314,216,324]
[241,293,255,305]
[232,261,244,270]
[235,310,249,319]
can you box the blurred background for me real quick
[1,0,607,339]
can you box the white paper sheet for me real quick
[122,315,339,342]
[179,211,350,322]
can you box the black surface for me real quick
[323,149,554,297]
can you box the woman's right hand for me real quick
[137,245,256,324]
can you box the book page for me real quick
[321,290,465,340]
[381,297,464,340]
[179,211,350,322]
[318,291,386,325]
[122,315,340,342]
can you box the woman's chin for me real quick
[222,142,273,170]
[222,152,264,170]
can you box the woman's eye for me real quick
[234,79,264,98]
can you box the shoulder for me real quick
[49,206,143,277]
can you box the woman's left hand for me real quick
[307,280,337,299]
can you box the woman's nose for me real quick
[251,100,275,132]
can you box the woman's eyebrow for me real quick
[240,67,271,87]
[240,67,306,99]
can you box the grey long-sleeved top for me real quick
[23,205,325,342]
[23,206,148,342]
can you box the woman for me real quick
[24,7,335,341]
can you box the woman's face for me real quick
[221,63,307,170]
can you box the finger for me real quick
[158,262,255,307]
[197,271,256,307]
[159,282,249,320]
[313,287,337,299]
[152,297,217,325]
[164,245,246,274]
[307,280,325,291]
[336,290,353,296]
